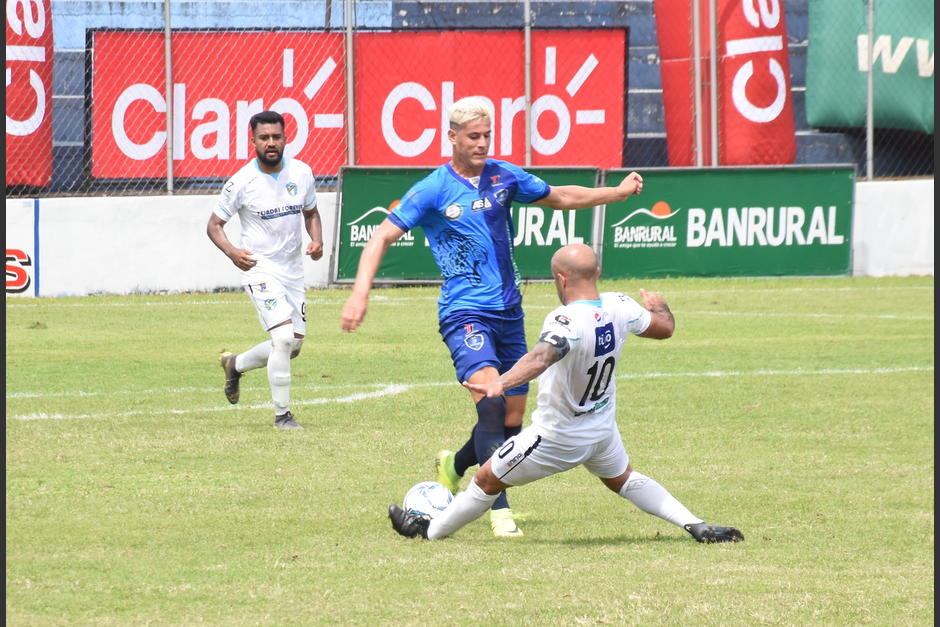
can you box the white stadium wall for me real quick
[851,179,934,277]
[5,193,338,298]
[4,179,933,298]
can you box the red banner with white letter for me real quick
[655,0,795,165]
[354,30,625,167]
[91,31,347,178]
[90,29,625,179]
[6,0,54,187]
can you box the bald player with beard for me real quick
[388,244,744,544]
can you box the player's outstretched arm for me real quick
[341,219,406,332]
[636,288,675,339]
[463,338,567,397]
[536,171,643,210]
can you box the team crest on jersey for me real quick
[263,298,277,310]
[594,322,615,356]
[554,314,571,326]
[285,182,298,196]
[464,333,485,351]
[258,282,268,292]
[495,189,509,205]
[444,203,463,220]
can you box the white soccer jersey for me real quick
[531,292,652,446]
[213,158,317,283]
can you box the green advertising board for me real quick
[334,167,598,282]
[806,0,934,133]
[600,167,855,278]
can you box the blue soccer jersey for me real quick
[387,159,550,319]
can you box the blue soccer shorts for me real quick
[438,306,529,396]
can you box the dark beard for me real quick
[256,148,282,167]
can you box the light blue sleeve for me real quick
[387,177,436,232]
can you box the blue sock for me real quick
[504,424,521,439]
[473,396,510,511]
[453,426,477,477]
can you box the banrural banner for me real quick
[90,29,626,180]
[806,0,934,134]
[601,166,855,278]
[334,167,597,282]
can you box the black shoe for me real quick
[684,522,744,543]
[274,411,303,430]
[388,504,430,539]
[219,351,241,404]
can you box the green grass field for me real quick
[6,276,934,625]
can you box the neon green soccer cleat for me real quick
[490,508,523,538]
[434,449,461,494]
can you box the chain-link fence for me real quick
[5,0,933,197]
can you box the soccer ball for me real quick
[403,481,454,519]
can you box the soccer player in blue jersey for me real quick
[341,97,643,537]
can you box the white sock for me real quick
[236,340,271,373]
[619,471,703,529]
[427,480,499,540]
[267,325,294,416]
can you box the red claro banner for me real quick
[354,30,625,167]
[90,29,625,178]
[91,31,347,178]
[655,0,796,165]
[6,0,54,187]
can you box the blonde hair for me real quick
[449,97,491,129]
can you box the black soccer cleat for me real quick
[684,522,745,544]
[219,351,241,404]
[388,504,430,539]
[274,411,303,430]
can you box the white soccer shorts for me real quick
[489,424,630,486]
[244,274,307,335]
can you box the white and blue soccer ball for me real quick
[403,481,453,519]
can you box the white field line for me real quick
[521,306,933,320]
[5,284,933,309]
[7,366,932,421]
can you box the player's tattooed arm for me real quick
[638,288,676,339]
[463,333,568,397]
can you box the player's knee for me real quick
[269,324,294,353]
[290,338,304,359]
[473,466,504,496]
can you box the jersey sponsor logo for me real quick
[285,182,298,196]
[554,314,571,326]
[259,205,303,220]
[490,175,501,185]
[444,203,463,220]
[464,333,485,351]
[594,312,601,321]
[594,322,615,357]
[263,298,277,310]
[471,198,493,212]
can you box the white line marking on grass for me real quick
[7,366,931,421]
[6,284,931,309]
[521,307,933,321]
